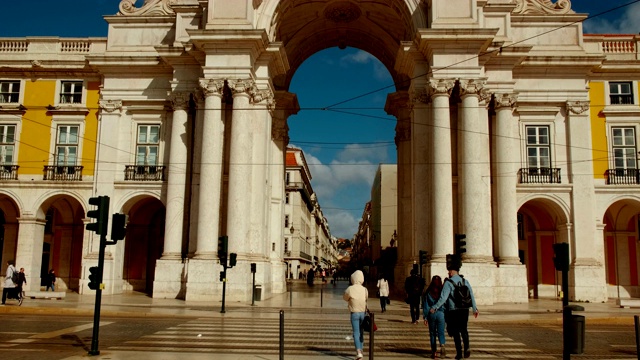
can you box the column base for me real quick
[494,263,528,303]
[152,258,186,299]
[185,258,224,301]
[572,262,607,302]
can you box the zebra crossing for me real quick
[108,316,557,358]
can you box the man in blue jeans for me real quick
[430,255,479,359]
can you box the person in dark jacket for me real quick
[16,267,26,305]
[430,255,479,359]
[45,269,56,291]
[404,268,425,324]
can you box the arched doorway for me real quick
[122,197,165,294]
[602,199,640,299]
[518,196,570,299]
[0,194,20,271]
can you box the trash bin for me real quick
[569,314,585,354]
[253,285,262,302]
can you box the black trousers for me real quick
[445,308,470,358]
[408,295,421,322]
[2,287,18,304]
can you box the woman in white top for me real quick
[344,270,368,359]
[377,273,390,312]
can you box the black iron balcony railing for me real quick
[606,168,640,185]
[518,167,561,184]
[0,165,19,180]
[43,165,83,181]
[300,252,311,261]
[124,165,166,181]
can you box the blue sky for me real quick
[0,0,638,239]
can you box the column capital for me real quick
[249,87,275,110]
[168,91,190,110]
[395,119,411,144]
[494,93,518,110]
[227,79,255,96]
[566,100,590,115]
[428,78,455,97]
[99,99,123,113]
[459,79,487,98]
[198,78,225,98]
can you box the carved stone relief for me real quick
[566,100,590,115]
[118,0,176,16]
[494,93,518,109]
[99,99,123,113]
[513,0,574,15]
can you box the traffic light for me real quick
[229,253,237,267]
[419,250,428,265]
[219,271,225,281]
[455,233,467,255]
[553,242,570,272]
[110,213,127,241]
[250,263,256,273]
[88,266,101,290]
[218,236,228,264]
[86,196,109,235]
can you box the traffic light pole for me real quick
[220,264,227,314]
[89,233,106,355]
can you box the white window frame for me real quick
[525,125,551,169]
[611,126,637,170]
[0,80,22,104]
[55,125,79,166]
[606,81,638,106]
[49,116,84,167]
[54,80,86,106]
[0,124,16,165]
[136,124,160,166]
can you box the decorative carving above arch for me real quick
[513,0,574,15]
[323,1,362,23]
[118,0,176,16]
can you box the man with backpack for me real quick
[429,255,479,359]
[2,260,20,305]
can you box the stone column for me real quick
[195,79,225,258]
[154,91,189,299]
[185,80,225,301]
[566,100,607,302]
[429,79,455,261]
[493,93,521,264]
[385,91,412,272]
[458,79,493,261]
[15,217,46,293]
[410,84,431,271]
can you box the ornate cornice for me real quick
[227,79,255,96]
[118,0,176,16]
[566,100,590,115]
[494,93,518,110]
[513,0,574,15]
[99,100,123,113]
[168,91,190,110]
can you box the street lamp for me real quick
[290,225,295,234]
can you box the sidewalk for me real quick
[1,280,639,325]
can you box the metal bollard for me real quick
[321,287,323,307]
[280,310,284,360]
[369,312,375,360]
[289,286,293,307]
[635,315,640,360]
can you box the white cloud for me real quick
[324,209,359,240]
[583,3,640,34]
[340,50,390,81]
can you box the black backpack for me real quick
[451,278,472,309]
[10,268,19,284]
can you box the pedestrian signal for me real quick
[455,233,467,255]
[553,242,569,272]
[419,250,428,265]
[229,253,237,267]
[88,266,101,290]
[86,196,109,235]
[110,213,127,241]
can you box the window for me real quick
[612,127,636,170]
[284,215,289,228]
[136,125,160,166]
[285,193,289,204]
[610,82,634,105]
[526,126,550,169]
[55,125,78,166]
[284,239,289,252]
[285,172,290,184]
[0,125,15,165]
[59,81,83,104]
[0,81,20,103]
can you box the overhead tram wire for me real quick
[320,0,640,110]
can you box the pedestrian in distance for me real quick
[376,273,390,312]
[404,268,425,324]
[423,275,446,358]
[343,269,368,360]
[2,260,21,305]
[430,255,479,359]
[306,267,314,286]
[46,269,56,291]
[17,267,27,303]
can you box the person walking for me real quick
[376,273,390,312]
[423,275,446,358]
[404,268,425,324]
[46,269,56,291]
[2,260,18,305]
[16,267,26,305]
[343,270,368,359]
[430,255,479,359]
